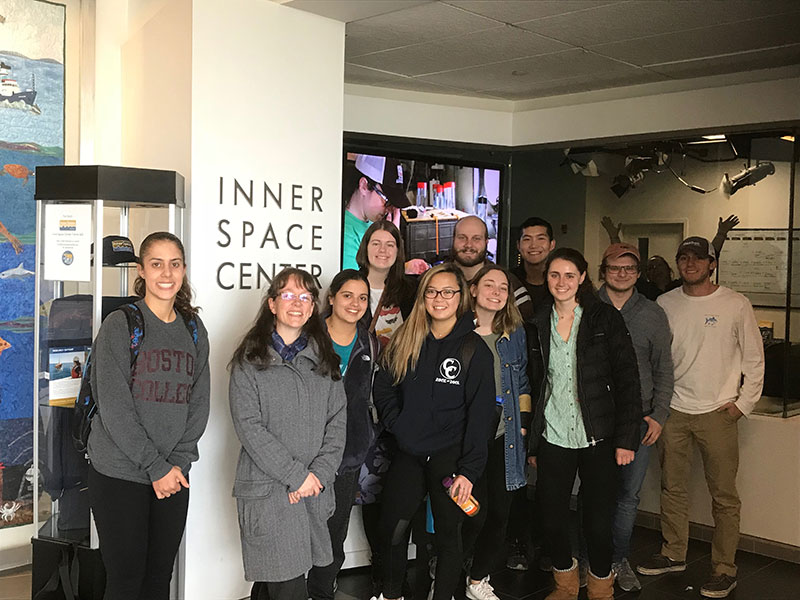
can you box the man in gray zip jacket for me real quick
[597,243,674,591]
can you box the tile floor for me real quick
[1,526,797,599]
[0,565,30,600]
[335,526,800,600]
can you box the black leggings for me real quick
[88,466,189,600]
[379,445,465,600]
[463,436,514,580]
[307,469,360,600]
[250,577,307,600]
[536,439,617,577]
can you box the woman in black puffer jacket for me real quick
[526,248,641,600]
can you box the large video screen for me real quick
[341,153,501,273]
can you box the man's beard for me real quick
[454,247,486,268]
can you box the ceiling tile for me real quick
[590,12,800,66]
[344,63,398,85]
[348,25,571,76]
[417,49,641,91]
[285,0,432,23]
[366,77,471,95]
[517,1,800,47]
[647,44,800,79]
[444,0,622,24]
[345,2,499,57]
[479,70,667,100]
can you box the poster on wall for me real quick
[43,203,91,281]
[0,0,65,530]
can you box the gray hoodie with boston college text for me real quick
[87,300,210,485]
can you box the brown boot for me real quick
[545,558,579,600]
[586,570,615,600]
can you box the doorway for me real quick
[620,222,685,263]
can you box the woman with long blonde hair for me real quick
[372,264,496,600]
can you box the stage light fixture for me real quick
[721,162,775,196]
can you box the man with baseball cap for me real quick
[341,154,410,270]
[595,242,674,591]
[638,237,764,598]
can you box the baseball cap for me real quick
[603,242,640,263]
[354,154,410,209]
[676,236,716,260]
[102,235,138,265]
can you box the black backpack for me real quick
[71,303,199,454]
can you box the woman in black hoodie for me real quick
[373,263,496,600]
[527,248,641,600]
[307,269,379,600]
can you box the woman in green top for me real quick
[527,248,641,600]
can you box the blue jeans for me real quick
[612,420,652,562]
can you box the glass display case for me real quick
[32,165,184,557]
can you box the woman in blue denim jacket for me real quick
[463,264,531,600]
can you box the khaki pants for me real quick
[658,408,741,577]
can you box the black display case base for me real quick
[32,538,105,600]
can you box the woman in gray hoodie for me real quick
[229,268,346,600]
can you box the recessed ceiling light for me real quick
[702,134,727,140]
[781,135,795,142]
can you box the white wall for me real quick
[511,76,800,146]
[344,74,800,148]
[185,2,345,598]
[344,83,513,146]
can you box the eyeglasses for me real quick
[279,292,313,303]
[424,288,460,299]
[605,265,638,274]
[368,182,390,206]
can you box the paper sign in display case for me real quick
[32,166,184,596]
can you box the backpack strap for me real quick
[118,303,145,370]
[460,332,477,371]
[177,309,200,346]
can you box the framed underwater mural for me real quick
[0,0,65,529]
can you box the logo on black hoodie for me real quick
[436,358,462,385]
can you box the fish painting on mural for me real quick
[0,335,10,357]
[0,262,34,279]
[0,316,34,333]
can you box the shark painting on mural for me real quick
[0,262,34,279]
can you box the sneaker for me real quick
[506,542,529,571]
[612,558,642,592]
[465,576,499,600]
[370,595,402,600]
[700,574,737,598]
[429,556,437,580]
[578,559,588,588]
[637,553,687,576]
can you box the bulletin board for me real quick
[717,228,800,307]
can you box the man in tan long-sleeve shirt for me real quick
[637,237,764,599]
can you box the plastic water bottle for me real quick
[416,182,428,206]
[443,181,455,210]
[442,475,480,516]
[476,195,488,221]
